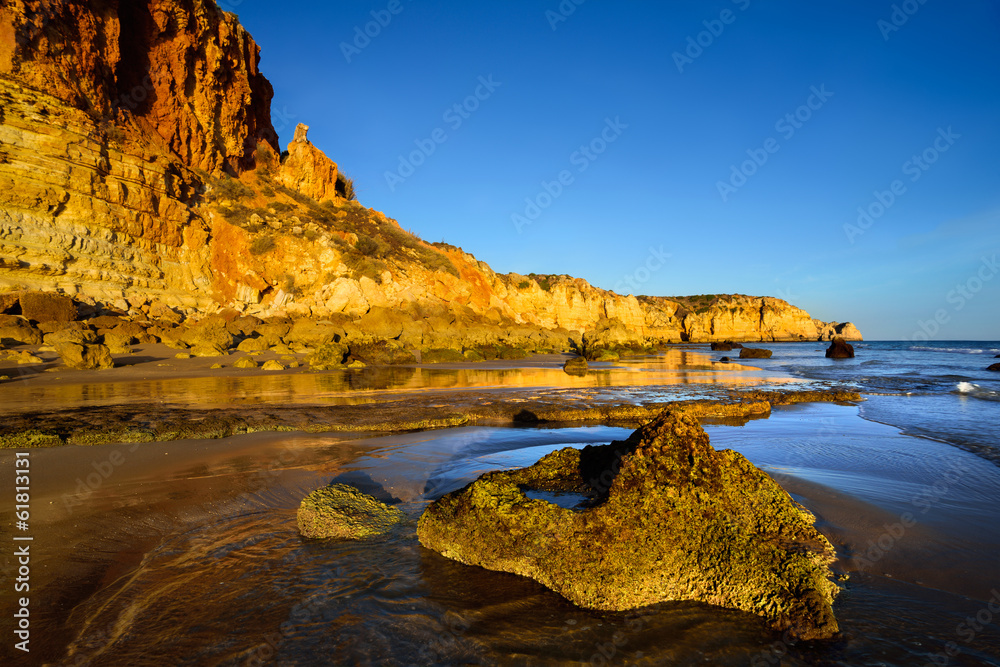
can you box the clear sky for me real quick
[229,0,1000,340]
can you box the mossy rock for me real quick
[591,349,620,362]
[563,356,588,375]
[348,340,415,365]
[297,484,406,539]
[462,349,485,362]
[418,411,839,640]
[308,341,347,370]
[0,430,63,448]
[421,347,466,363]
[497,345,528,360]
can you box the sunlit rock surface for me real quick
[418,411,840,640]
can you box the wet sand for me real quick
[2,347,998,665]
[1,403,999,665]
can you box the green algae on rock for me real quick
[297,484,406,539]
[417,410,840,640]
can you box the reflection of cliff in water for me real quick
[347,366,417,391]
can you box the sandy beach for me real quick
[2,349,999,665]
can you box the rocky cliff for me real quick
[0,0,861,344]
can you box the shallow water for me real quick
[0,348,798,413]
[2,404,999,666]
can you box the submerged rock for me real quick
[710,342,733,351]
[417,411,840,640]
[739,347,772,359]
[825,336,855,359]
[298,484,405,539]
[988,363,1000,372]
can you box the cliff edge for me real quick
[0,0,860,343]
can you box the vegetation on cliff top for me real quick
[202,167,460,283]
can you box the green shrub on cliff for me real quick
[249,235,276,255]
[211,175,254,201]
[336,172,357,201]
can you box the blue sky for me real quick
[230,0,1000,340]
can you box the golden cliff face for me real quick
[0,77,215,307]
[0,1,861,343]
[0,0,276,173]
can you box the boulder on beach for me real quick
[42,326,97,346]
[233,356,257,369]
[298,483,405,539]
[421,347,466,363]
[563,356,588,375]
[710,342,733,351]
[719,356,731,363]
[19,291,77,323]
[825,336,855,359]
[348,340,416,366]
[236,336,270,353]
[988,363,1000,372]
[739,347,772,359]
[55,342,113,369]
[417,410,840,640]
[0,315,42,346]
[308,341,348,370]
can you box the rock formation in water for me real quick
[417,410,841,640]
[825,336,855,359]
[297,483,405,539]
[739,347,773,359]
[0,0,862,344]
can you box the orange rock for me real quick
[277,124,340,203]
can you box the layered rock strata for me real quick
[0,0,861,343]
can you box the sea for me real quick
[2,340,1000,666]
[740,339,1000,465]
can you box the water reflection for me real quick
[0,350,796,414]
